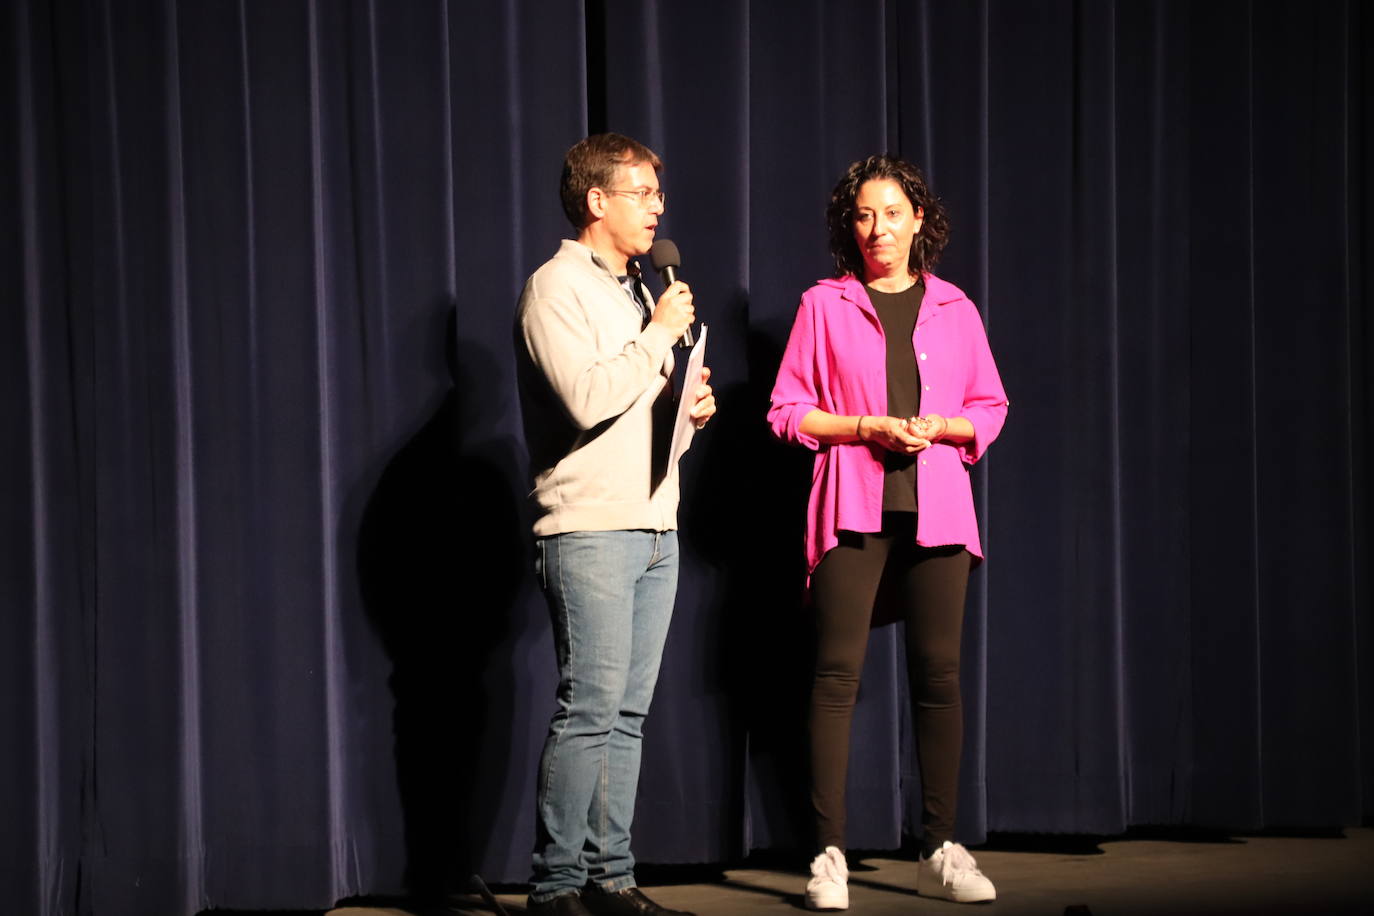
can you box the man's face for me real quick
[596,161,664,261]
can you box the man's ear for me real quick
[585,187,608,221]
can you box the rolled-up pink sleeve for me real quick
[767,298,823,450]
[956,303,1009,465]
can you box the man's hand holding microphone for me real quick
[647,238,713,428]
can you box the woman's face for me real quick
[852,179,924,281]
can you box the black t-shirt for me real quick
[865,281,924,513]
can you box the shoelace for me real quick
[812,848,849,882]
[938,843,981,884]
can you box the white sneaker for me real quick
[805,845,849,910]
[916,841,996,903]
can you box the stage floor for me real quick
[332,827,1374,915]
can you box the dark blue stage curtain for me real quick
[4,1,1370,913]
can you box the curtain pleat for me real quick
[3,1,1369,913]
[14,3,75,912]
[163,1,207,912]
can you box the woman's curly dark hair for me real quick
[826,154,949,279]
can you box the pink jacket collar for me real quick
[818,274,961,313]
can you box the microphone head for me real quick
[649,239,681,273]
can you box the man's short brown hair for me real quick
[559,133,663,229]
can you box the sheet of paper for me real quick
[668,324,708,469]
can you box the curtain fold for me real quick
[3,1,1369,913]
[8,6,85,915]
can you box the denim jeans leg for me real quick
[530,530,678,902]
[587,530,678,891]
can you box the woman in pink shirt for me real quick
[768,155,1008,910]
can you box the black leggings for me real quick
[809,513,970,854]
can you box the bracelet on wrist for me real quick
[856,416,867,441]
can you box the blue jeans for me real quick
[530,529,680,902]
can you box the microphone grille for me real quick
[649,239,681,271]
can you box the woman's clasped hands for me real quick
[858,413,949,454]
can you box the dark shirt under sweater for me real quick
[865,281,924,512]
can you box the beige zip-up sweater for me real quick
[517,239,681,536]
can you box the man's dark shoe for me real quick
[582,886,694,916]
[527,891,595,915]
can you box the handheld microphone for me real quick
[649,238,694,347]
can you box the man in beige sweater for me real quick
[515,133,715,916]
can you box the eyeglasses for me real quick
[604,187,666,207]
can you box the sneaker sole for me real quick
[805,891,849,910]
[917,888,997,904]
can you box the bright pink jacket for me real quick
[767,274,1009,574]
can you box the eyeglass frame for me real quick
[602,187,666,207]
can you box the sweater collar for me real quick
[558,238,619,277]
